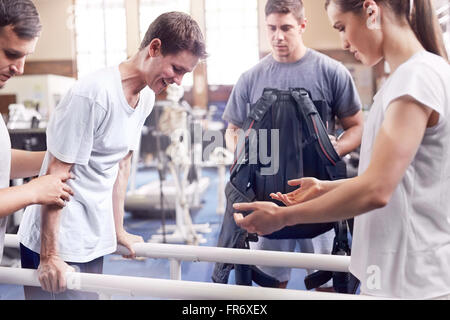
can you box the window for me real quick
[205,0,259,85]
[435,0,450,55]
[74,0,127,78]
[139,0,190,42]
[139,0,193,88]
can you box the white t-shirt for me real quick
[18,66,155,263]
[350,51,450,299]
[0,117,11,263]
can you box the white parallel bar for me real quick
[4,234,19,250]
[0,267,382,300]
[116,243,351,272]
[4,234,350,272]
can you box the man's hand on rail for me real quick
[38,256,75,293]
[117,230,144,259]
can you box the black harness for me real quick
[212,88,358,293]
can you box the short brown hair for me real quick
[265,0,305,22]
[140,11,207,59]
[0,0,41,39]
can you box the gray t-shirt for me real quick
[222,49,361,129]
[0,117,11,263]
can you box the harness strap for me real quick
[249,89,277,121]
[230,120,256,176]
[304,271,333,290]
[230,90,277,179]
[304,220,353,292]
[290,88,341,167]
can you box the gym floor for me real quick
[0,167,307,300]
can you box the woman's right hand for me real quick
[270,177,326,206]
[27,173,75,207]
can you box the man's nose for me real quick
[10,57,26,76]
[274,29,285,41]
[173,74,183,86]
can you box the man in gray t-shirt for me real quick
[222,0,364,289]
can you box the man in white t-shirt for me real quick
[18,11,207,300]
[0,0,75,266]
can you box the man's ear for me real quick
[299,18,307,34]
[148,38,162,57]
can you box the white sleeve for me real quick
[383,62,445,116]
[47,90,105,165]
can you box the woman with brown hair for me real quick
[233,0,450,299]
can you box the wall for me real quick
[302,0,342,50]
[23,0,76,77]
[29,0,144,77]
[30,0,75,62]
[125,0,140,58]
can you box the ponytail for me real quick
[325,0,448,61]
[409,0,448,61]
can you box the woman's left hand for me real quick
[233,202,285,236]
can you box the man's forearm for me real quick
[39,154,73,258]
[112,187,126,236]
[224,129,237,152]
[335,111,364,157]
[113,152,132,235]
[10,150,45,179]
[225,123,243,153]
[334,125,363,157]
[40,205,62,258]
